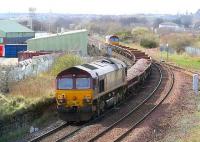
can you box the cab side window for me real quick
[99,79,105,93]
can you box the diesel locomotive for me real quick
[55,58,127,121]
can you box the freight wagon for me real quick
[0,45,4,57]
[18,51,53,61]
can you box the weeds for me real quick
[50,54,83,76]
[0,127,28,142]
[0,54,83,120]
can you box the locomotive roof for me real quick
[57,57,126,78]
[77,57,126,78]
[105,35,119,39]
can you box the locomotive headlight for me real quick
[83,96,92,103]
[57,94,65,99]
[57,94,66,104]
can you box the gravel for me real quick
[121,68,194,142]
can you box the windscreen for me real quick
[57,78,73,89]
[111,37,119,42]
[76,78,90,89]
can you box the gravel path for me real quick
[120,67,194,142]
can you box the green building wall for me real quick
[27,30,88,56]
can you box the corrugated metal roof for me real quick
[0,20,34,33]
[27,29,88,55]
[27,29,87,41]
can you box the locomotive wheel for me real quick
[100,101,105,113]
[95,99,105,117]
[116,92,121,103]
[97,107,101,117]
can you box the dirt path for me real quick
[121,68,195,142]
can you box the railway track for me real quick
[24,120,68,142]
[85,64,174,142]
[24,64,168,142]
[56,63,165,142]
[24,39,172,142]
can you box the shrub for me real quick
[161,33,194,49]
[50,54,83,76]
[131,27,151,42]
[140,38,158,48]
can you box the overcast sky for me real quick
[1,0,200,15]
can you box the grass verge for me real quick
[125,43,200,72]
[0,54,83,141]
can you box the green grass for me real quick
[125,43,200,72]
[0,127,28,142]
[160,52,200,71]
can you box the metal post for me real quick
[160,44,164,62]
[166,43,169,61]
[193,74,199,95]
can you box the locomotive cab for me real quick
[105,35,119,45]
[56,67,94,121]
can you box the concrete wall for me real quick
[0,53,61,94]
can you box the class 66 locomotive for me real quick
[55,58,127,122]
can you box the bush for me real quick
[131,27,151,42]
[161,33,194,49]
[50,54,83,76]
[140,36,159,48]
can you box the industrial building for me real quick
[27,29,88,56]
[0,20,35,44]
[0,20,35,57]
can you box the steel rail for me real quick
[114,64,175,142]
[87,63,163,142]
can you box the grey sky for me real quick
[2,0,200,14]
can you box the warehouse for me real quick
[0,20,35,44]
[0,20,35,57]
[27,29,88,56]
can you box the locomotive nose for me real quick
[73,96,77,100]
